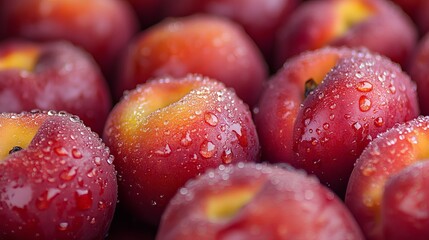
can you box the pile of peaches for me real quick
[1,0,429,239]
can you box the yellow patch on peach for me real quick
[415,134,429,160]
[0,118,41,160]
[0,48,40,71]
[119,81,196,134]
[332,0,374,39]
[205,184,261,221]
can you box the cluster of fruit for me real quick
[1,0,429,239]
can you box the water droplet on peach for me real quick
[356,81,373,92]
[199,141,216,158]
[221,149,233,164]
[57,222,69,231]
[86,168,97,178]
[71,148,82,159]
[323,123,330,130]
[359,96,371,112]
[60,166,78,181]
[204,112,218,126]
[155,144,172,157]
[230,123,248,147]
[54,147,68,156]
[36,188,61,210]
[75,189,93,210]
[94,157,101,166]
[374,117,384,127]
[107,155,114,165]
[180,132,192,147]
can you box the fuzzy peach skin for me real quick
[161,0,300,60]
[0,111,117,240]
[103,75,260,226]
[254,47,419,196]
[157,163,364,240]
[115,14,267,106]
[274,0,417,69]
[346,116,429,240]
[0,40,111,134]
[0,0,138,76]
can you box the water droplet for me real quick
[57,222,69,231]
[69,115,80,123]
[86,168,97,178]
[353,122,362,131]
[355,71,364,78]
[388,84,396,94]
[359,96,371,112]
[98,200,106,210]
[374,117,384,127]
[107,155,114,165]
[75,189,92,210]
[94,157,101,166]
[47,110,57,116]
[204,112,218,126]
[323,123,330,130]
[180,132,192,147]
[54,147,68,156]
[60,166,78,181]
[230,123,248,147]
[71,149,82,159]
[36,188,61,210]
[200,141,216,158]
[356,81,373,92]
[221,149,233,164]
[155,144,172,157]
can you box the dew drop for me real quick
[75,189,93,210]
[71,149,82,159]
[356,81,373,92]
[353,122,362,131]
[54,147,68,156]
[200,141,216,158]
[69,115,80,123]
[204,112,218,126]
[94,157,101,166]
[359,96,371,112]
[374,117,384,127]
[180,132,192,147]
[155,144,172,157]
[230,123,248,147]
[355,71,364,78]
[221,149,233,164]
[57,222,69,231]
[107,155,114,165]
[60,166,78,181]
[36,188,61,210]
[86,168,97,178]
[323,123,330,130]
[98,200,106,210]
[362,166,376,176]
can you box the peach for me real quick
[254,47,419,196]
[274,0,417,69]
[0,110,117,240]
[115,14,268,106]
[103,75,260,226]
[409,33,429,116]
[0,0,138,76]
[0,40,111,134]
[161,0,299,60]
[346,116,429,240]
[157,163,364,240]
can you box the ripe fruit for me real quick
[0,40,111,134]
[346,116,429,240]
[274,0,417,68]
[0,110,117,240]
[103,75,260,226]
[254,47,419,196]
[157,163,364,240]
[409,33,429,116]
[115,14,267,106]
[0,0,138,76]
[161,0,299,59]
